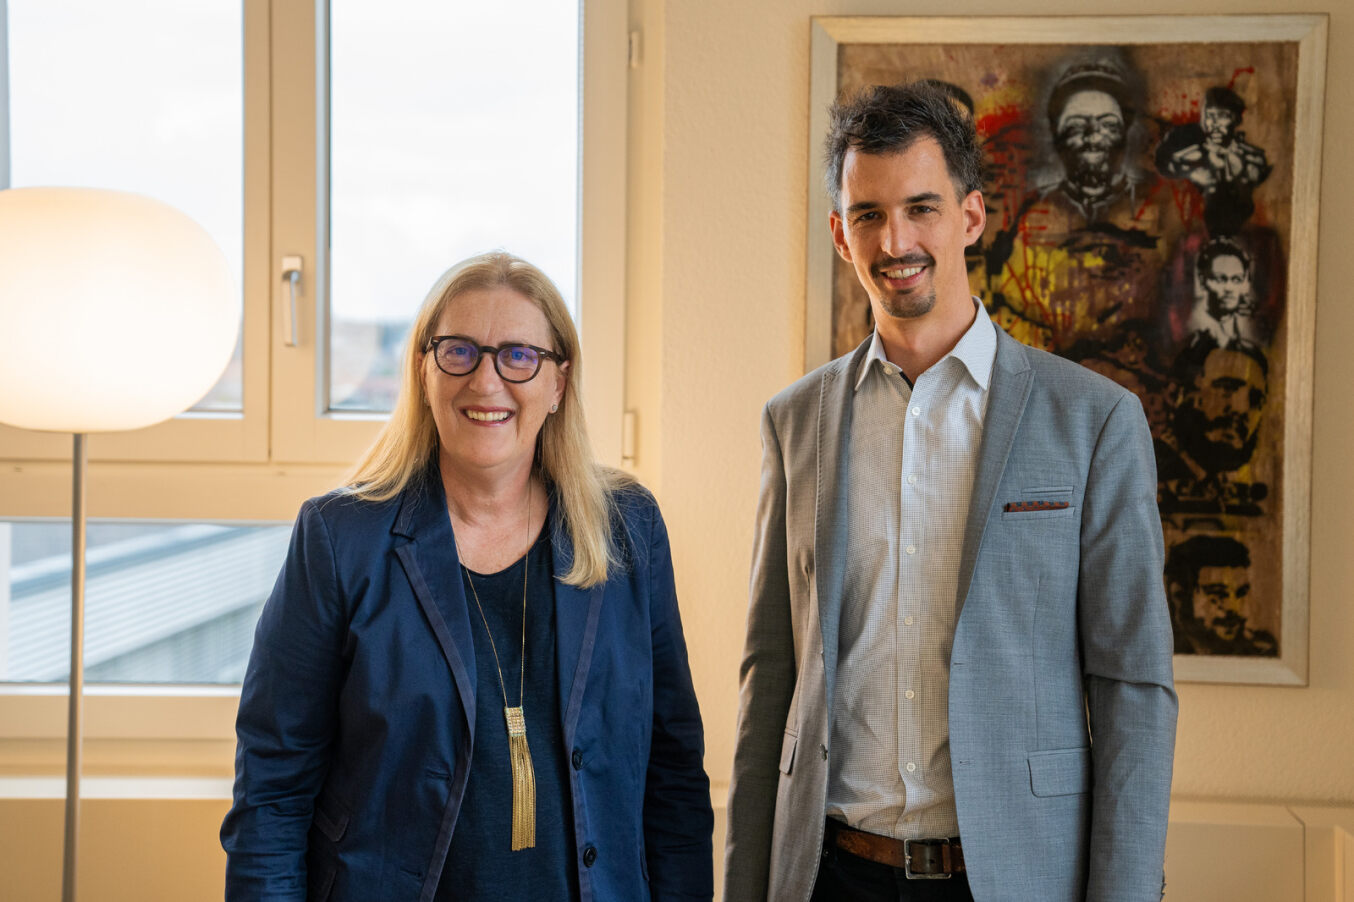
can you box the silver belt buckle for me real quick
[903,837,954,880]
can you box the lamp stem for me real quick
[62,432,86,902]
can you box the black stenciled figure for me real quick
[1155,333,1269,516]
[1157,86,1272,236]
[1165,534,1277,656]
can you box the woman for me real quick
[222,252,713,901]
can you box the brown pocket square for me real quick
[1003,500,1071,513]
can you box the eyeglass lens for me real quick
[436,339,541,380]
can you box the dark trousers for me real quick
[811,835,975,902]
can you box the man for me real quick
[1156,335,1269,516]
[1187,240,1260,347]
[1165,535,1276,656]
[1158,86,1271,235]
[725,82,1177,902]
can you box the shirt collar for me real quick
[854,298,997,392]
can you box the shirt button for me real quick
[571,749,583,770]
[907,474,917,485]
[906,762,917,773]
[910,406,921,416]
[583,846,598,867]
[904,616,914,626]
[905,545,916,555]
[905,690,915,699]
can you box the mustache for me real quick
[1208,412,1254,436]
[873,254,935,276]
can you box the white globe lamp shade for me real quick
[0,187,238,433]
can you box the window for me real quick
[326,0,581,413]
[2,520,290,685]
[0,0,268,465]
[0,0,628,758]
[5,0,245,414]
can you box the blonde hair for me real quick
[344,251,629,587]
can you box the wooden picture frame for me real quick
[806,15,1327,684]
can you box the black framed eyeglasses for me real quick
[425,335,565,383]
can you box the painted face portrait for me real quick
[1202,104,1240,145]
[1054,89,1127,193]
[1191,563,1253,641]
[1174,346,1267,473]
[1164,533,1276,656]
[1202,253,1253,317]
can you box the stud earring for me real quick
[550,403,558,413]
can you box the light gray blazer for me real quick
[725,330,1177,902]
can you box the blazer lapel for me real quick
[392,474,478,738]
[816,340,871,717]
[550,510,604,749]
[955,330,1034,620]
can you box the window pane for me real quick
[328,0,580,412]
[6,0,245,412]
[1,520,290,684]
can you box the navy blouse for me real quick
[436,515,579,901]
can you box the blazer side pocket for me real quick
[1028,747,1091,797]
[312,790,351,843]
[779,731,798,775]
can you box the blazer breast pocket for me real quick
[1000,505,1076,521]
[1001,483,1077,521]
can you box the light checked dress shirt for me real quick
[825,300,996,841]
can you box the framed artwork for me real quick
[806,16,1327,684]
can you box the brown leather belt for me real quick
[826,818,965,880]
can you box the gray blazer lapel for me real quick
[955,330,1034,620]
[392,475,478,738]
[816,340,872,715]
[550,513,604,748]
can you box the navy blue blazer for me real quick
[221,474,714,901]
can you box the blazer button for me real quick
[572,749,583,770]
[583,845,598,867]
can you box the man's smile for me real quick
[874,255,935,291]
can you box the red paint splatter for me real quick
[1228,67,1256,92]
[1164,179,1203,226]
[977,104,1022,137]
[1155,92,1201,126]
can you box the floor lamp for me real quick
[0,187,238,901]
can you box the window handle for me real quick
[281,255,303,347]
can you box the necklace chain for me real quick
[462,486,532,707]
[461,484,538,850]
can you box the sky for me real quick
[6,0,580,326]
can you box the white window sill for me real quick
[0,775,233,799]
[0,684,240,741]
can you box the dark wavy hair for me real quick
[1165,534,1251,619]
[823,80,983,212]
[1197,239,1251,279]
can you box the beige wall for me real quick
[626,0,1354,806]
[0,795,229,901]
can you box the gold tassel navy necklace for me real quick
[462,488,537,851]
